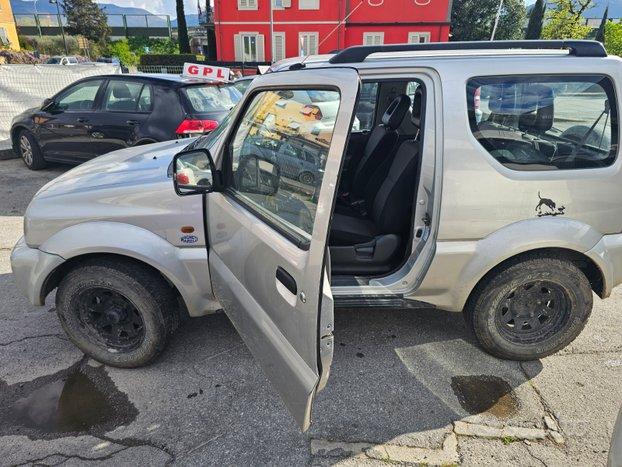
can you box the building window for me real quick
[299,32,318,56]
[272,32,286,62]
[408,32,431,44]
[238,0,258,10]
[299,0,319,9]
[363,32,384,46]
[234,33,265,62]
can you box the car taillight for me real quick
[175,172,190,185]
[176,119,219,136]
[301,105,323,120]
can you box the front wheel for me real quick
[17,130,46,170]
[56,258,179,367]
[465,254,593,360]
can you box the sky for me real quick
[95,0,205,17]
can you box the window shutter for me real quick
[256,34,265,61]
[238,0,247,8]
[310,33,317,54]
[299,0,319,10]
[273,33,285,61]
[234,34,242,61]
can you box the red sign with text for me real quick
[182,63,230,81]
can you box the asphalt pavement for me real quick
[0,157,620,466]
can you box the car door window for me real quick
[228,88,341,246]
[103,80,147,112]
[353,82,379,131]
[55,79,103,111]
[137,85,152,112]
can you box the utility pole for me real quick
[269,0,274,63]
[491,0,504,41]
[49,0,68,54]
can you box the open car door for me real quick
[206,68,360,430]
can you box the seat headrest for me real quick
[411,89,423,127]
[518,85,555,133]
[488,83,555,133]
[381,94,411,130]
[111,82,132,99]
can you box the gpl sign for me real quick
[182,63,230,81]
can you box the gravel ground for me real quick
[0,157,620,466]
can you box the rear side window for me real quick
[103,80,149,112]
[467,75,618,170]
[183,84,241,113]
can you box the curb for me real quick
[0,149,18,161]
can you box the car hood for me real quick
[35,138,194,199]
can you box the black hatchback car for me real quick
[11,74,242,170]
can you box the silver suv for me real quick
[11,40,622,431]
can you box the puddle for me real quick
[451,375,519,418]
[0,361,138,439]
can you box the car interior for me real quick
[329,79,425,279]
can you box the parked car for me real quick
[12,40,622,432]
[232,75,254,95]
[46,56,79,65]
[11,74,242,170]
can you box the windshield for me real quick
[182,84,242,113]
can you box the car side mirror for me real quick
[236,154,280,196]
[41,98,54,110]
[173,148,219,196]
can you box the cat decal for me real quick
[535,191,565,217]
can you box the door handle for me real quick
[276,267,297,295]
[126,120,139,125]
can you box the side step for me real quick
[333,294,433,309]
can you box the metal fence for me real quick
[14,14,172,38]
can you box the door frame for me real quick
[330,68,443,298]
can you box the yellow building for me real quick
[0,0,20,50]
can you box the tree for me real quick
[541,0,593,39]
[604,20,622,55]
[450,0,526,42]
[525,0,546,39]
[595,6,608,43]
[176,0,191,54]
[62,0,109,44]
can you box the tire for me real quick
[56,258,178,368]
[299,171,315,185]
[17,129,46,170]
[465,253,593,361]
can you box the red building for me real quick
[213,0,452,63]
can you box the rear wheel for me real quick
[17,130,46,170]
[299,171,315,185]
[465,254,593,360]
[56,258,178,367]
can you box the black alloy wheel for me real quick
[77,287,145,351]
[494,280,570,345]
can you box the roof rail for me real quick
[328,40,607,64]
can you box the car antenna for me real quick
[290,0,366,70]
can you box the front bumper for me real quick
[10,236,65,306]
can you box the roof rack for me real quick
[328,40,607,64]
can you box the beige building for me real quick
[0,0,20,50]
